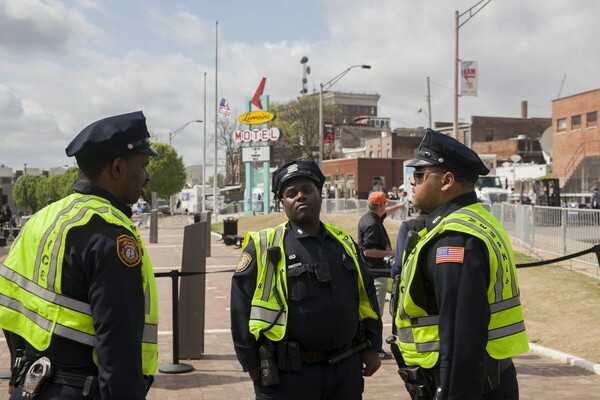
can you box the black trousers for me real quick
[411,363,519,400]
[253,352,364,400]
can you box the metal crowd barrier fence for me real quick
[321,199,600,277]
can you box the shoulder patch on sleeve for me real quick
[236,252,253,273]
[116,234,141,267]
[435,246,465,264]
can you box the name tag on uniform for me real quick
[435,246,465,264]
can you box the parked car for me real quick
[157,198,170,215]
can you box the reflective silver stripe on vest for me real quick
[0,264,92,314]
[443,217,505,303]
[412,315,439,327]
[47,205,110,288]
[454,209,518,297]
[398,256,416,321]
[54,323,96,346]
[0,293,54,332]
[398,326,440,352]
[488,320,526,341]
[33,196,94,285]
[416,341,440,352]
[250,305,286,326]
[259,230,270,302]
[489,295,521,314]
[259,226,284,303]
[143,323,158,344]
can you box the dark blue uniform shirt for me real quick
[7,182,147,400]
[230,221,382,372]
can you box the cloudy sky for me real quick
[1,0,599,172]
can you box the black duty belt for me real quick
[52,369,93,388]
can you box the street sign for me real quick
[242,146,270,162]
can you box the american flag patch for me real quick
[435,246,465,264]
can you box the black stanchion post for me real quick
[158,269,193,374]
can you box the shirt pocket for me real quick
[340,255,360,301]
[287,264,317,302]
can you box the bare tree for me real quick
[271,95,340,164]
[217,117,243,185]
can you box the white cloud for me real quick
[1,0,600,171]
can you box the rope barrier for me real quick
[515,244,600,269]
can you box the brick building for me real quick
[472,136,545,165]
[552,88,600,192]
[436,104,550,147]
[321,158,407,200]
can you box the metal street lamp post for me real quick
[169,120,203,146]
[318,65,371,167]
[167,119,203,214]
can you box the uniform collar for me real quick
[73,181,133,218]
[286,220,328,240]
[424,192,478,231]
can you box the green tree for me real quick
[13,175,43,214]
[38,167,79,204]
[145,142,186,199]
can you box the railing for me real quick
[319,199,600,277]
[563,140,600,191]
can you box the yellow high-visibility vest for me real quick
[0,193,159,374]
[244,221,378,341]
[395,203,528,368]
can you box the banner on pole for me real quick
[461,61,478,97]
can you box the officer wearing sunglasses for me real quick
[390,129,528,400]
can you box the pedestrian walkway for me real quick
[1,215,599,399]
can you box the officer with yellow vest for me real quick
[230,160,383,399]
[0,111,159,399]
[391,129,528,399]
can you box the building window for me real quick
[346,174,355,198]
[587,111,597,128]
[372,176,386,192]
[572,115,581,130]
[557,118,567,132]
[484,129,493,141]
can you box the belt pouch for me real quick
[276,341,287,370]
[287,341,301,372]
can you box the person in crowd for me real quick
[390,210,427,278]
[357,191,403,358]
[398,190,409,220]
[0,205,11,229]
[391,128,528,399]
[231,160,382,399]
[591,186,600,209]
[389,187,400,200]
[0,111,159,399]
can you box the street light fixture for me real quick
[318,64,371,167]
[169,120,203,146]
[453,0,491,143]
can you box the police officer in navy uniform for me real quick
[391,129,529,399]
[230,160,382,400]
[0,111,159,399]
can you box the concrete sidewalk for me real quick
[1,215,600,399]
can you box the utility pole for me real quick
[426,76,432,128]
[453,0,492,141]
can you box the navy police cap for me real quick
[272,160,325,198]
[66,111,158,168]
[407,128,489,182]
